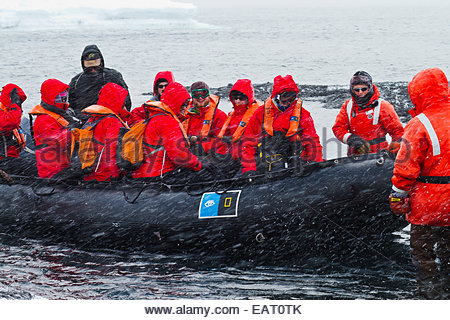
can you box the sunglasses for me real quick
[158,83,169,89]
[353,87,369,93]
[278,91,297,105]
[232,94,248,101]
[191,89,210,99]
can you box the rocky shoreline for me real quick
[144,81,413,122]
[211,81,412,122]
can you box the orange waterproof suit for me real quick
[333,85,404,155]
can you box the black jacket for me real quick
[68,45,131,121]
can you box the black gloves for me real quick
[347,134,370,154]
[10,88,23,108]
[197,161,225,182]
[65,107,83,129]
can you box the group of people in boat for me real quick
[0,45,404,183]
[0,45,448,299]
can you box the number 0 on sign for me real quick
[198,190,242,219]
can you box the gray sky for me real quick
[5,0,448,10]
[178,0,448,8]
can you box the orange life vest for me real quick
[73,105,128,170]
[0,102,26,153]
[263,99,303,139]
[218,100,263,142]
[183,94,220,140]
[29,104,70,128]
[120,101,189,166]
[29,104,73,157]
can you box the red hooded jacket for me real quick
[83,82,128,181]
[30,79,71,178]
[132,82,201,178]
[0,83,27,158]
[332,85,404,155]
[128,71,175,127]
[241,75,323,173]
[392,68,450,226]
[217,79,262,160]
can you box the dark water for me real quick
[0,227,416,300]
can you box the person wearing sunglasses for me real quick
[151,71,174,102]
[69,44,132,124]
[128,71,175,127]
[213,79,263,175]
[390,68,450,299]
[182,81,227,157]
[332,71,404,156]
[239,75,323,176]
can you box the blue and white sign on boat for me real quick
[198,190,241,219]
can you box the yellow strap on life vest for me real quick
[263,99,302,138]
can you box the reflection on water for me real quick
[0,231,416,300]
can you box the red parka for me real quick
[183,95,228,154]
[128,71,175,127]
[30,79,71,178]
[392,68,450,226]
[0,83,27,158]
[217,79,262,160]
[241,75,323,173]
[83,82,128,181]
[132,82,201,178]
[333,85,404,155]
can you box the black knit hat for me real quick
[350,71,373,87]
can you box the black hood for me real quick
[81,44,105,73]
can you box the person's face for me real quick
[277,91,297,108]
[178,99,191,117]
[55,90,69,110]
[157,81,169,96]
[191,89,210,108]
[352,84,370,98]
[83,59,101,73]
[231,92,249,106]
